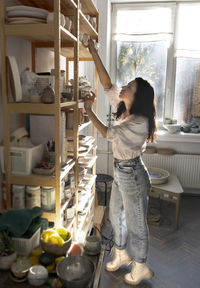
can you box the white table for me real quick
[150,173,184,230]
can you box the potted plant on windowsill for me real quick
[0,231,17,270]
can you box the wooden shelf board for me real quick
[93,206,106,225]
[79,121,92,132]
[61,26,77,42]
[66,121,92,137]
[78,174,96,191]
[62,44,93,60]
[81,0,99,16]
[78,155,97,169]
[18,0,77,14]
[77,195,94,234]
[10,174,56,187]
[42,211,56,222]
[60,159,75,180]
[60,101,76,108]
[8,103,56,115]
[5,24,77,43]
[78,213,94,244]
[34,42,92,60]
[61,198,72,214]
[65,217,75,230]
[80,11,98,40]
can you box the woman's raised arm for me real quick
[88,39,112,90]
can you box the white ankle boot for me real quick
[106,247,132,272]
[124,261,154,285]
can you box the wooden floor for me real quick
[99,195,200,288]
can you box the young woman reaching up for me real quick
[84,40,156,285]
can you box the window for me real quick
[111,2,200,125]
[174,3,200,123]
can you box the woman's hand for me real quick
[84,92,96,111]
[87,39,96,54]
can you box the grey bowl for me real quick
[56,256,94,288]
[84,235,101,255]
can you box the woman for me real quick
[84,40,156,285]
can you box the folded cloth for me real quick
[0,207,47,238]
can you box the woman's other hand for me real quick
[84,92,96,111]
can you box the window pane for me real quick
[116,41,168,120]
[174,58,200,123]
[176,4,200,51]
[115,5,173,34]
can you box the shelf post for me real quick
[54,0,61,226]
[0,0,12,209]
[73,0,80,241]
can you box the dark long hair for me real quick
[115,77,157,143]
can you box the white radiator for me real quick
[142,153,200,189]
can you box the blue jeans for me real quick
[109,156,151,263]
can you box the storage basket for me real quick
[0,144,44,175]
[11,228,41,256]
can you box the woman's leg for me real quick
[117,162,150,263]
[109,166,128,249]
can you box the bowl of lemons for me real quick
[40,228,72,256]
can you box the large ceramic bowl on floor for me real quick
[56,255,94,288]
[147,167,170,185]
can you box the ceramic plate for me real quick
[7,17,46,22]
[7,5,48,15]
[7,10,48,19]
[147,167,170,185]
[6,56,22,102]
[8,19,46,24]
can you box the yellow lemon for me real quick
[55,256,65,265]
[47,262,55,272]
[32,248,43,257]
[29,255,40,266]
[48,235,60,245]
[55,228,71,241]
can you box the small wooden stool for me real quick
[150,173,183,230]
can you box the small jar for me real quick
[26,186,41,208]
[41,186,55,211]
[66,110,74,129]
[12,185,25,210]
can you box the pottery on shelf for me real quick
[41,85,55,104]
[163,124,181,134]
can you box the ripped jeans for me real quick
[109,156,151,263]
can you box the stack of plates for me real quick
[6,5,48,24]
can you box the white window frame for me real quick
[110,1,200,123]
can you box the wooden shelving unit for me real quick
[0,0,99,242]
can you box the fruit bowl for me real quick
[40,229,72,256]
[40,237,72,257]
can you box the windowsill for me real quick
[156,129,200,143]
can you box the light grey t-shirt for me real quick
[105,84,149,160]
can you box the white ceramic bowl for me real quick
[147,167,170,185]
[163,124,181,134]
[28,265,48,286]
[0,252,17,270]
